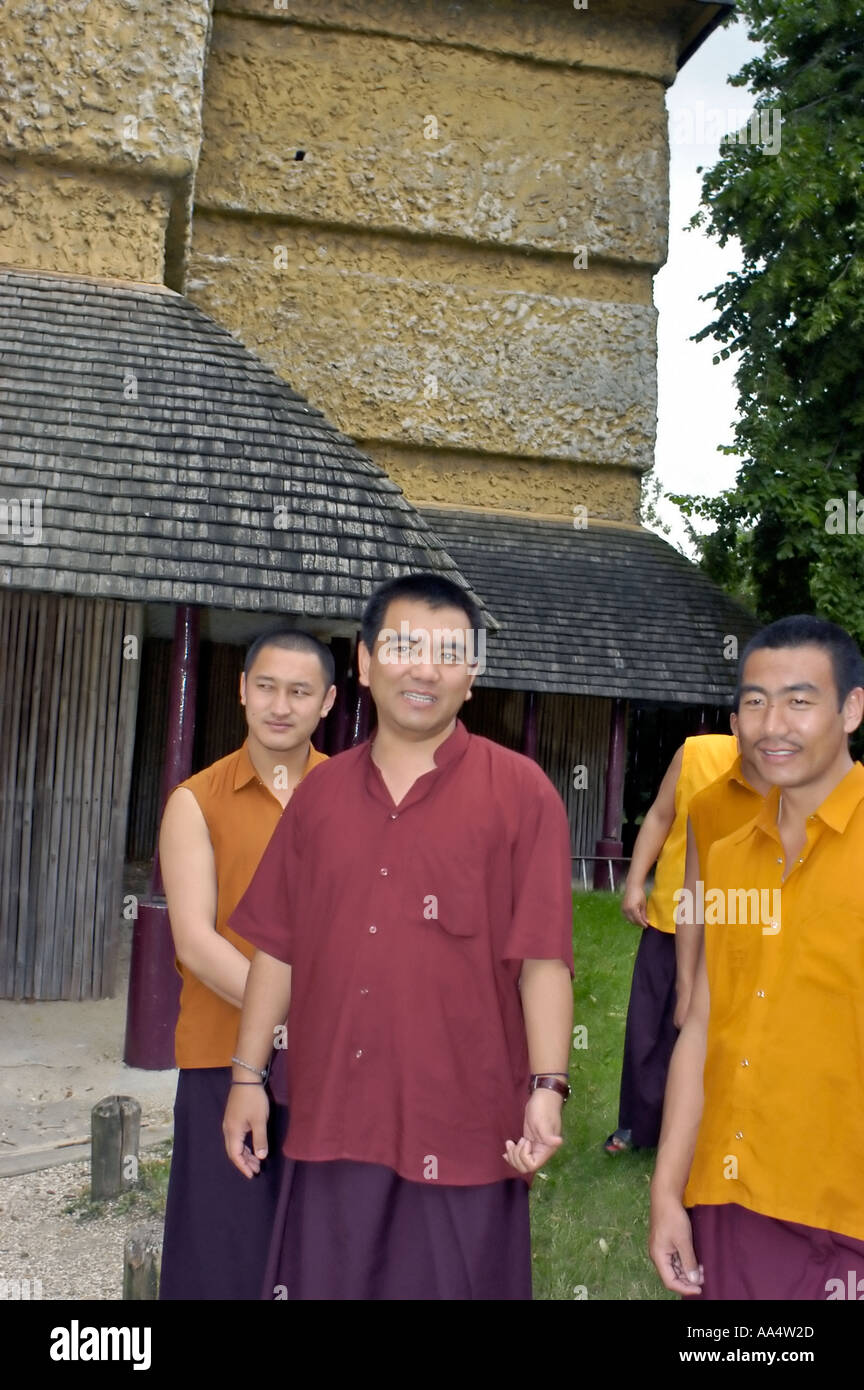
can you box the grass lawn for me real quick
[531,891,674,1301]
[69,892,669,1301]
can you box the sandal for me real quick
[603,1128,634,1155]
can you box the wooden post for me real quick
[149,605,201,900]
[521,690,538,761]
[350,636,371,745]
[328,637,352,753]
[123,1228,160,1301]
[124,604,199,1068]
[91,1095,141,1200]
[594,698,629,889]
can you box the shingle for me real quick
[0,268,491,625]
[419,507,759,704]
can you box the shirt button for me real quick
[355,1049,363,1059]
[360,987,369,996]
[368,925,377,934]
[390,814,398,820]
[379,867,389,876]
[776,857,783,864]
[756,990,765,998]
[741,1058,750,1067]
[735,1130,744,1140]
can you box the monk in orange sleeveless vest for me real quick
[158,630,335,1300]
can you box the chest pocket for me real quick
[402,827,491,939]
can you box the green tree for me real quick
[670,0,864,644]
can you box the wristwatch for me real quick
[529,1074,570,1102]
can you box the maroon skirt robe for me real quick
[690,1203,864,1301]
[159,1067,289,1300]
[263,1157,532,1301]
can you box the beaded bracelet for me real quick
[231,1054,269,1080]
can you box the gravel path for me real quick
[0,1158,162,1301]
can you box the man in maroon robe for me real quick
[223,572,574,1300]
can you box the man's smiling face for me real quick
[358,597,479,739]
[735,644,862,791]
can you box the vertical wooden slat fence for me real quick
[126,638,248,866]
[535,691,610,858]
[464,687,610,856]
[0,590,143,999]
[193,641,246,772]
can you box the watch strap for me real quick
[530,1074,570,1102]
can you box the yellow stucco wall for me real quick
[1,0,706,522]
[0,0,212,284]
[188,1,680,520]
[187,215,658,475]
[220,0,684,83]
[0,164,171,284]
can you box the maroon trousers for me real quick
[616,925,679,1148]
[690,1203,864,1301]
[263,1157,532,1301]
[159,1067,289,1301]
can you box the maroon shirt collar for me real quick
[363,717,471,812]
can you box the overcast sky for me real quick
[653,14,762,549]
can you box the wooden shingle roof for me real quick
[419,506,760,704]
[0,268,490,621]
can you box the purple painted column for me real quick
[328,637,352,754]
[594,697,628,890]
[124,605,200,1069]
[522,690,538,761]
[350,635,371,746]
[351,683,371,746]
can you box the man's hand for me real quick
[503,1089,564,1174]
[649,1191,704,1296]
[223,1083,270,1179]
[621,882,651,929]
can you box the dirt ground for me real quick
[0,1157,163,1301]
[0,925,177,1300]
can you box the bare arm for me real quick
[649,939,709,1295]
[673,818,704,1028]
[504,958,573,1175]
[159,787,251,1009]
[223,949,293,1178]
[621,744,684,928]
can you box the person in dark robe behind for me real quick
[605,732,737,1154]
[157,629,334,1299]
[223,572,574,1301]
[651,614,864,1299]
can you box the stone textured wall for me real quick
[0,165,172,283]
[0,0,212,283]
[368,448,642,521]
[219,0,684,83]
[187,217,657,473]
[0,0,703,522]
[188,0,685,521]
